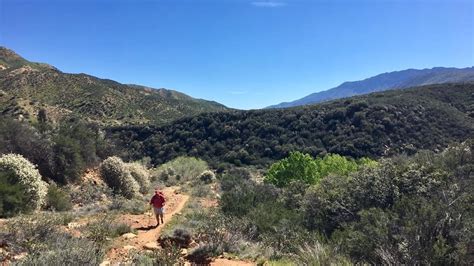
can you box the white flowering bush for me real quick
[127,162,151,194]
[198,170,216,184]
[0,153,48,214]
[99,157,140,199]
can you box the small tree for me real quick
[99,157,140,199]
[265,152,318,187]
[0,153,48,217]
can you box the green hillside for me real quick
[110,83,474,167]
[0,47,228,125]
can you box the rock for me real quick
[67,222,80,229]
[122,233,137,239]
[189,240,199,248]
[143,242,159,250]
[123,245,137,251]
[99,260,111,266]
[13,252,28,260]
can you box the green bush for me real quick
[0,171,30,217]
[5,213,75,253]
[99,156,140,199]
[14,233,105,266]
[0,154,48,217]
[265,152,375,187]
[155,156,208,184]
[68,182,112,206]
[45,184,73,211]
[85,215,133,245]
[265,152,318,187]
[132,245,183,265]
[293,242,352,265]
[302,141,473,264]
[109,196,147,214]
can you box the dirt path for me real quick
[105,186,189,264]
[210,258,255,266]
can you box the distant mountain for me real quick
[268,67,474,108]
[0,47,228,125]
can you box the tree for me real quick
[265,152,319,187]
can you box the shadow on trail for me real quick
[136,225,157,231]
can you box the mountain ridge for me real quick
[0,47,229,125]
[268,66,474,108]
[110,82,474,167]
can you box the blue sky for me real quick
[1,0,473,109]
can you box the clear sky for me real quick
[1,0,473,109]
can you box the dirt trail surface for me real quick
[106,186,189,263]
[210,258,255,266]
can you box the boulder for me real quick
[99,260,111,266]
[123,245,137,251]
[122,233,137,239]
[143,242,159,250]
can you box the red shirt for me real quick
[150,193,165,208]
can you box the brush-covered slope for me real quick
[110,83,474,167]
[0,47,228,125]
[269,67,474,108]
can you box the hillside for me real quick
[110,83,474,167]
[268,67,474,108]
[0,47,228,125]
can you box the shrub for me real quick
[220,176,279,217]
[159,228,192,248]
[109,196,147,214]
[85,215,132,245]
[191,184,212,197]
[187,244,216,264]
[4,213,75,253]
[68,182,112,206]
[99,156,140,199]
[198,170,216,184]
[0,154,48,216]
[0,171,30,217]
[14,233,105,266]
[132,245,182,265]
[156,156,208,182]
[265,152,376,187]
[293,242,351,265]
[45,184,73,211]
[127,162,151,194]
[265,152,318,187]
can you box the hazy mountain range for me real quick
[268,67,474,108]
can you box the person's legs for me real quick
[154,208,161,226]
[159,208,164,224]
[159,212,164,224]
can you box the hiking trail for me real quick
[105,186,189,264]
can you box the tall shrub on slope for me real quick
[0,154,48,217]
[127,162,151,194]
[99,156,140,199]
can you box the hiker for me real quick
[150,189,166,227]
